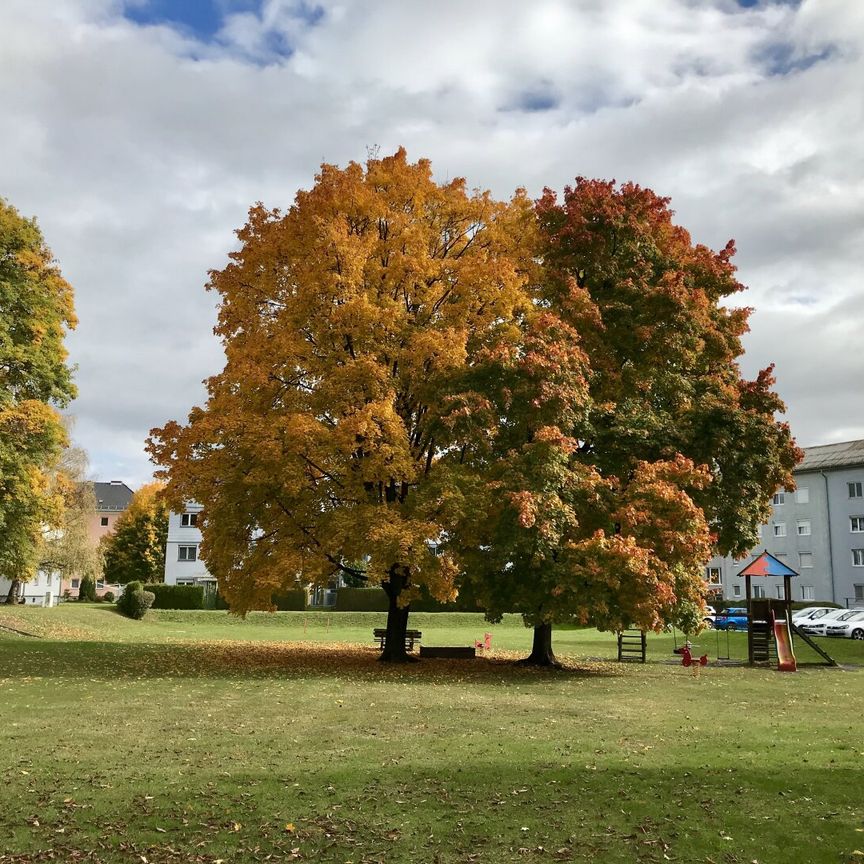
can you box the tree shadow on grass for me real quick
[0,639,624,685]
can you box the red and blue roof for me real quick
[737,550,798,578]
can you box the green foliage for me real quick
[101,483,169,585]
[77,575,97,602]
[332,586,481,612]
[144,583,205,610]
[102,591,115,603]
[116,581,154,620]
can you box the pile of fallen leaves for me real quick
[0,611,92,641]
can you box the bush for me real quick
[102,591,115,603]
[117,581,154,619]
[144,583,205,610]
[77,576,97,602]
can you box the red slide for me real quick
[773,615,797,672]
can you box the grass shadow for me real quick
[0,638,625,685]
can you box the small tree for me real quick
[77,575,97,602]
[101,483,168,585]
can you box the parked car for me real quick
[798,608,857,636]
[714,607,748,631]
[792,607,839,627]
[823,611,864,640]
[703,605,717,627]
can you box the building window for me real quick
[853,549,864,567]
[181,513,198,527]
[850,482,863,499]
[732,585,742,598]
[855,584,864,602]
[772,522,786,537]
[753,585,766,599]
[795,487,809,504]
[802,586,815,601]
[100,516,109,526]
[775,586,784,599]
[775,552,788,561]
[796,520,811,536]
[178,545,197,562]
[96,580,105,590]
[799,552,813,568]
[71,578,80,589]
[851,517,864,533]
[176,579,195,586]
[772,491,785,506]
[705,567,722,585]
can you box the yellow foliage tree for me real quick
[148,149,535,660]
[1,199,77,601]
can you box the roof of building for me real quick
[92,481,134,512]
[797,439,864,472]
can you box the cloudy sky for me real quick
[1,0,862,488]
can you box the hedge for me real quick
[333,586,482,613]
[333,587,388,612]
[144,583,205,610]
[271,589,307,611]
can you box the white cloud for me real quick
[0,0,861,485]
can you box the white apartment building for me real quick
[706,440,864,607]
[163,502,216,590]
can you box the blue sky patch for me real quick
[123,0,256,41]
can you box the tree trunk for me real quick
[519,621,561,667]
[5,579,21,605]
[380,566,414,663]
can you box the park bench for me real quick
[373,628,422,651]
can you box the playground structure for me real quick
[738,550,836,669]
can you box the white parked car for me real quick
[800,608,860,636]
[791,607,838,626]
[822,611,864,640]
[703,605,717,627]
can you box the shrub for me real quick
[102,591,115,603]
[117,581,154,620]
[77,576,97,602]
[144,583,205,610]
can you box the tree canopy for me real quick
[148,148,535,658]
[102,482,169,586]
[453,179,799,662]
[37,445,103,586]
[148,155,799,663]
[0,198,77,595]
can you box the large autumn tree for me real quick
[148,149,534,660]
[455,179,799,664]
[0,198,77,601]
[101,482,169,585]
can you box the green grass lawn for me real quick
[0,604,862,864]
